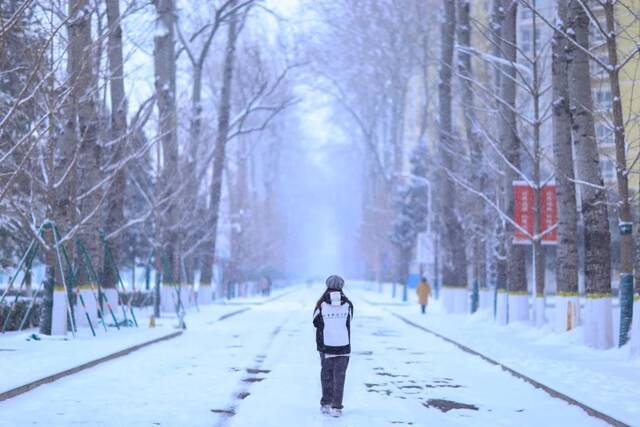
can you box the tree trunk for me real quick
[551,0,580,332]
[229,141,249,280]
[457,0,486,312]
[39,264,55,335]
[552,0,579,296]
[200,12,240,286]
[154,0,178,292]
[600,1,634,347]
[41,68,59,335]
[567,0,612,349]
[103,0,128,290]
[186,63,204,284]
[498,1,526,296]
[490,0,507,300]
[437,0,467,313]
[64,0,100,332]
[529,1,547,327]
[72,0,101,286]
[52,62,77,327]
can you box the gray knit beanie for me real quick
[326,275,345,290]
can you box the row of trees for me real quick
[310,0,639,351]
[0,0,296,333]
[306,0,433,283]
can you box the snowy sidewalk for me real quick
[0,303,248,398]
[358,286,640,425]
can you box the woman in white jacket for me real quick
[313,275,353,417]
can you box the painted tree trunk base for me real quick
[442,287,452,313]
[179,285,191,309]
[51,287,68,336]
[555,295,580,333]
[75,287,98,327]
[161,285,175,312]
[454,288,469,314]
[442,287,468,314]
[479,288,493,311]
[190,285,196,305]
[508,294,529,323]
[533,297,546,328]
[190,285,197,306]
[496,291,508,325]
[197,285,213,305]
[583,296,614,350]
[630,299,640,355]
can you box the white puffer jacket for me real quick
[313,290,353,355]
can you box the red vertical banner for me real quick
[513,182,558,245]
[513,182,534,244]
[541,184,558,244]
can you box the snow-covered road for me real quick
[0,286,610,426]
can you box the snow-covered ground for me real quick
[359,283,640,425]
[0,303,247,395]
[0,283,629,426]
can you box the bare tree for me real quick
[551,0,580,332]
[153,0,179,315]
[601,0,635,347]
[566,0,612,349]
[456,0,487,312]
[499,1,528,321]
[200,9,241,287]
[176,0,254,284]
[102,0,128,290]
[437,0,468,313]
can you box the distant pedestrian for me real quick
[416,277,432,314]
[259,277,269,296]
[313,275,353,417]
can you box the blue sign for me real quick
[406,273,421,289]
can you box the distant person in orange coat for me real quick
[416,277,432,314]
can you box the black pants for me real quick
[421,304,426,314]
[320,353,349,409]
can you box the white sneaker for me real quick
[331,408,342,417]
[321,405,331,414]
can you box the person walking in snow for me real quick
[313,275,353,417]
[416,277,432,314]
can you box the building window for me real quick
[595,88,612,110]
[590,53,608,78]
[590,25,606,46]
[595,122,614,146]
[520,8,533,20]
[601,159,616,183]
[520,26,542,55]
[521,28,531,54]
[589,0,604,10]
[534,26,542,48]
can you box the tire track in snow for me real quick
[212,298,303,426]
